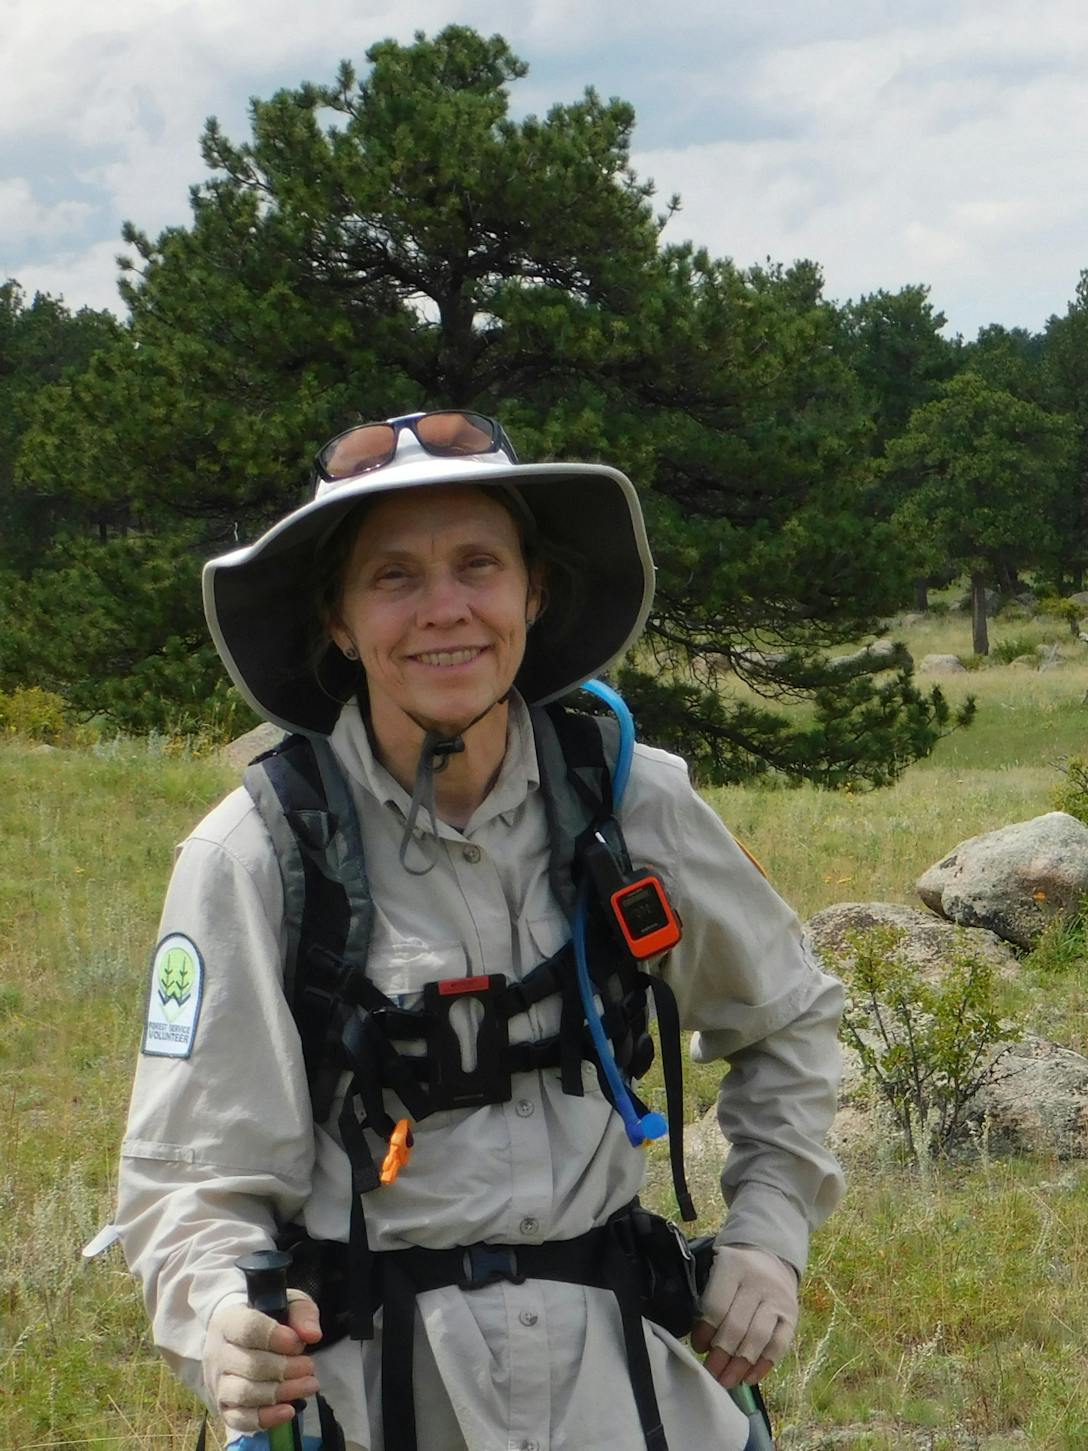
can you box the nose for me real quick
[416,566,471,627]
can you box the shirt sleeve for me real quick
[115,810,315,1398]
[620,747,845,1275]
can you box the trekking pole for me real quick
[730,1382,776,1450]
[237,1249,305,1451]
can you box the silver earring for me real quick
[343,644,358,661]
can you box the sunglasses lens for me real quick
[320,423,396,480]
[415,411,496,456]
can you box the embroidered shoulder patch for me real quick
[142,934,205,1058]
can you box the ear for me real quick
[526,565,546,626]
[327,614,354,657]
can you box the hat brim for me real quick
[203,457,654,736]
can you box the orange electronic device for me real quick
[609,874,682,959]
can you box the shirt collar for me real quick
[328,692,540,835]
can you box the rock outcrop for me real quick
[917,812,1088,948]
[807,902,1019,983]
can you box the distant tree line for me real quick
[3,26,1082,783]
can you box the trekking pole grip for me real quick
[237,1249,305,1451]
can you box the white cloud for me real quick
[0,178,93,246]
[5,0,1088,333]
[631,1,1088,334]
[7,237,128,313]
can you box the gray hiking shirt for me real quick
[117,694,844,1450]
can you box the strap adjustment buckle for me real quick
[459,1243,525,1290]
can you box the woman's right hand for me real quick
[203,1290,323,1432]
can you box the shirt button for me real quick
[515,1098,535,1118]
[519,1216,539,1236]
[462,844,482,864]
[518,1310,538,1327]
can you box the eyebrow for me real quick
[361,531,514,560]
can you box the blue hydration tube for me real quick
[575,680,668,1148]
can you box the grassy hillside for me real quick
[3,615,1088,1448]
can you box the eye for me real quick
[372,564,412,587]
[464,554,500,572]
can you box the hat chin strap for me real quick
[397,693,510,876]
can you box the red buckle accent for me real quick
[437,975,492,996]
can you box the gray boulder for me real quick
[828,640,913,677]
[917,811,1088,948]
[919,653,967,674]
[958,586,1001,616]
[972,1034,1088,1159]
[218,721,286,772]
[807,902,1019,983]
[832,1029,1088,1164]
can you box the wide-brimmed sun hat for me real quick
[203,412,655,736]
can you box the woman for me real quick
[117,411,844,1451]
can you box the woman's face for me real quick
[330,485,541,737]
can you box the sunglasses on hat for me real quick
[313,410,519,485]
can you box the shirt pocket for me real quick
[362,932,473,1133]
[366,936,470,1004]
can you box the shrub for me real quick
[838,926,1021,1162]
[1024,900,1088,977]
[990,634,1042,664]
[1037,595,1084,634]
[1052,755,1088,825]
[0,686,69,741]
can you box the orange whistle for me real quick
[379,1118,413,1186]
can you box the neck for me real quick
[369,697,511,830]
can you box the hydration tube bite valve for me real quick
[576,679,670,1148]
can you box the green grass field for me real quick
[3,610,1088,1449]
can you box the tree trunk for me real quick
[971,571,989,655]
[912,577,929,611]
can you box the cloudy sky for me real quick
[4,0,1088,339]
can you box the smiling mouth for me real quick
[410,647,487,668]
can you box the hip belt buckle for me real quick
[459,1243,525,1290]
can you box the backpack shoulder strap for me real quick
[531,700,625,922]
[243,734,328,1008]
[244,733,374,1121]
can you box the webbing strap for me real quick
[380,1257,420,1451]
[644,972,696,1222]
[376,1218,669,1451]
[602,1232,669,1451]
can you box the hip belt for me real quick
[286,1204,714,1451]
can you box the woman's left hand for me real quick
[691,1245,799,1390]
